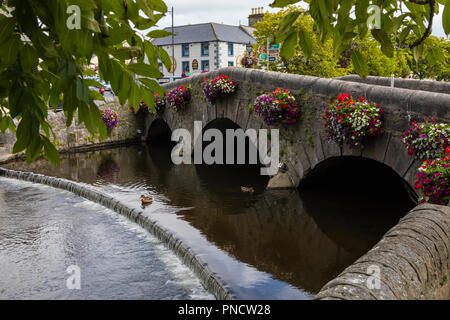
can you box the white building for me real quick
[153,23,256,83]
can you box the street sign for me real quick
[269,57,276,61]
[270,44,281,49]
[268,48,280,57]
[258,46,267,54]
[259,54,267,61]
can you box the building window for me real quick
[182,44,189,57]
[201,60,210,72]
[201,42,209,56]
[228,61,234,67]
[228,43,234,56]
[182,61,190,73]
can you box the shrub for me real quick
[203,74,238,103]
[241,52,258,68]
[415,147,450,205]
[253,88,301,125]
[101,108,118,129]
[324,94,384,148]
[402,120,449,160]
[166,86,191,111]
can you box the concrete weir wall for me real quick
[0,168,234,300]
[315,204,450,300]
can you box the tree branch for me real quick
[407,0,435,49]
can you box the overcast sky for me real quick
[156,1,446,38]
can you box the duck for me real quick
[141,195,153,206]
[241,187,255,193]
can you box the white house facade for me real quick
[152,23,256,83]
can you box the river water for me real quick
[2,143,415,299]
[0,177,213,300]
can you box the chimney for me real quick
[248,7,264,27]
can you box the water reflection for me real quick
[3,143,414,297]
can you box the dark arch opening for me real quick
[195,118,269,195]
[146,119,172,143]
[298,156,417,256]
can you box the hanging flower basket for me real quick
[253,88,301,125]
[324,94,384,148]
[402,120,449,160]
[166,86,191,111]
[203,74,238,103]
[241,52,258,68]
[101,108,118,129]
[138,94,166,115]
[415,147,450,205]
[154,93,166,114]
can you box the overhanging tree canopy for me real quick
[270,0,450,77]
[0,0,172,165]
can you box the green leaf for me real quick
[25,135,42,163]
[146,30,172,38]
[76,77,90,104]
[20,44,38,72]
[117,72,131,104]
[127,62,162,78]
[443,1,450,36]
[146,0,168,12]
[298,29,312,60]
[89,89,105,101]
[138,78,164,95]
[371,29,394,57]
[351,49,368,78]
[42,135,61,166]
[0,17,16,45]
[270,0,300,8]
[83,79,103,87]
[280,31,298,59]
[158,47,172,72]
[277,11,301,39]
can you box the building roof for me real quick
[152,23,256,46]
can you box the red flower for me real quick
[359,97,364,102]
[408,149,415,155]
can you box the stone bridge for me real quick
[144,67,449,195]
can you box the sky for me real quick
[156,1,447,38]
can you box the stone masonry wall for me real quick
[0,95,144,162]
[146,67,450,191]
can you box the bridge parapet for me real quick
[315,203,450,300]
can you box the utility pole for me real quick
[267,38,270,71]
[171,7,175,80]
[167,7,175,81]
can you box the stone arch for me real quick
[145,118,172,143]
[298,155,418,203]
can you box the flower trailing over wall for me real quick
[253,88,301,125]
[138,94,166,115]
[166,86,191,111]
[154,93,166,114]
[402,120,449,160]
[241,52,258,68]
[203,74,238,103]
[101,108,118,129]
[324,94,384,148]
[415,147,450,205]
